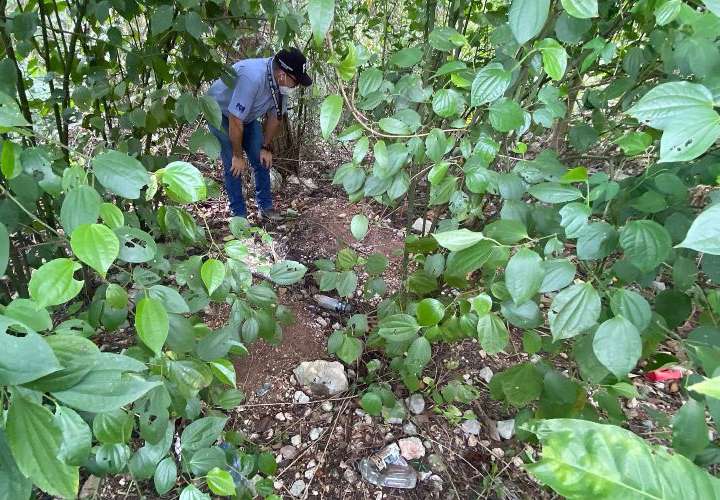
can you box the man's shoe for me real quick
[259,209,283,223]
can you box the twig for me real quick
[238,394,356,408]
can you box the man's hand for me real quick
[260,149,273,168]
[231,156,247,177]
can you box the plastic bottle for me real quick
[357,458,418,489]
[313,294,352,313]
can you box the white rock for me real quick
[468,435,478,447]
[275,412,286,421]
[398,437,425,460]
[290,480,306,497]
[497,419,515,440]
[291,434,302,447]
[403,422,418,436]
[411,217,432,235]
[309,427,323,440]
[294,391,311,404]
[321,401,333,412]
[280,445,298,460]
[478,366,494,383]
[293,360,349,396]
[407,393,425,415]
[652,281,666,291]
[461,419,481,435]
[304,467,316,480]
[288,175,301,185]
[343,469,357,483]
[491,448,505,459]
[301,177,318,190]
[316,316,328,327]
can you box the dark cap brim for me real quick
[298,73,312,86]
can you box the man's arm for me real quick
[259,112,283,168]
[228,115,246,177]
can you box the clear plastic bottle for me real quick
[357,458,418,489]
[313,294,352,313]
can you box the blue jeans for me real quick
[209,115,272,217]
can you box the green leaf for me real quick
[210,359,237,386]
[673,399,710,460]
[151,5,175,35]
[269,260,307,285]
[561,0,598,18]
[93,409,134,444]
[655,0,682,25]
[207,467,236,496]
[477,313,510,354]
[378,117,411,135]
[537,39,568,80]
[559,202,590,238]
[154,457,177,496]
[689,376,720,399]
[0,428,32,499]
[7,394,78,498]
[308,0,335,45]
[199,95,222,130]
[592,316,642,378]
[619,220,672,273]
[115,227,157,263]
[351,214,369,240]
[433,228,484,252]
[491,363,542,406]
[148,285,189,314]
[416,298,445,326]
[358,69,383,96]
[527,419,720,499]
[70,223,119,277]
[4,298,52,331]
[60,185,101,235]
[703,0,720,16]
[529,182,583,203]
[180,484,211,500]
[158,161,206,203]
[0,91,29,127]
[470,63,511,105]
[489,98,524,132]
[92,150,150,199]
[549,283,601,340]
[320,94,342,140]
[484,220,528,244]
[678,204,720,255]
[201,259,225,296]
[184,11,207,39]
[432,89,463,118]
[577,222,618,260]
[429,26,466,51]
[610,289,652,331]
[336,270,358,297]
[258,452,277,476]
[614,132,652,156]
[627,82,720,163]
[361,392,383,416]
[181,416,227,454]
[505,249,544,304]
[389,47,423,68]
[54,406,92,467]
[378,314,420,342]
[189,130,221,159]
[405,336,431,375]
[135,297,169,354]
[336,335,363,364]
[509,0,550,44]
[99,203,124,230]
[29,258,84,307]
[52,371,160,413]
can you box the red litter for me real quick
[645,368,683,382]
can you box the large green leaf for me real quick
[52,371,161,413]
[592,316,641,378]
[308,0,335,45]
[489,98,524,132]
[539,259,576,293]
[619,220,671,272]
[0,316,60,385]
[4,298,52,331]
[678,203,720,255]
[207,467,236,496]
[405,336,431,375]
[378,314,420,342]
[7,394,78,498]
[70,223,119,277]
[609,289,651,331]
[269,260,307,285]
[537,39,568,80]
[561,0,598,18]
[0,91,30,127]
[60,185,101,235]
[505,248,544,304]
[158,161,206,203]
[433,228,484,252]
[115,227,157,263]
[154,457,177,495]
[559,202,590,238]
[358,69,383,96]
[470,63,511,105]
[672,399,709,460]
[28,258,84,307]
[201,259,225,296]
[477,313,509,354]
[529,182,583,203]
[389,47,423,68]
[549,283,601,340]
[509,0,550,44]
[54,406,92,466]
[92,150,150,199]
[181,416,227,454]
[527,419,720,499]
[135,297,168,354]
[627,82,720,162]
[655,0,681,26]
[320,95,342,140]
[0,429,32,500]
[350,214,369,240]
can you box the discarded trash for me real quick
[255,382,272,397]
[359,443,417,489]
[646,367,683,382]
[313,294,353,313]
[497,419,515,440]
[461,419,481,435]
[411,218,432,235]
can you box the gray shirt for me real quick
[207,57,287,124]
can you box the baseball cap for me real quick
[275,48,313,87]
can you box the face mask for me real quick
[279,85,296,96]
